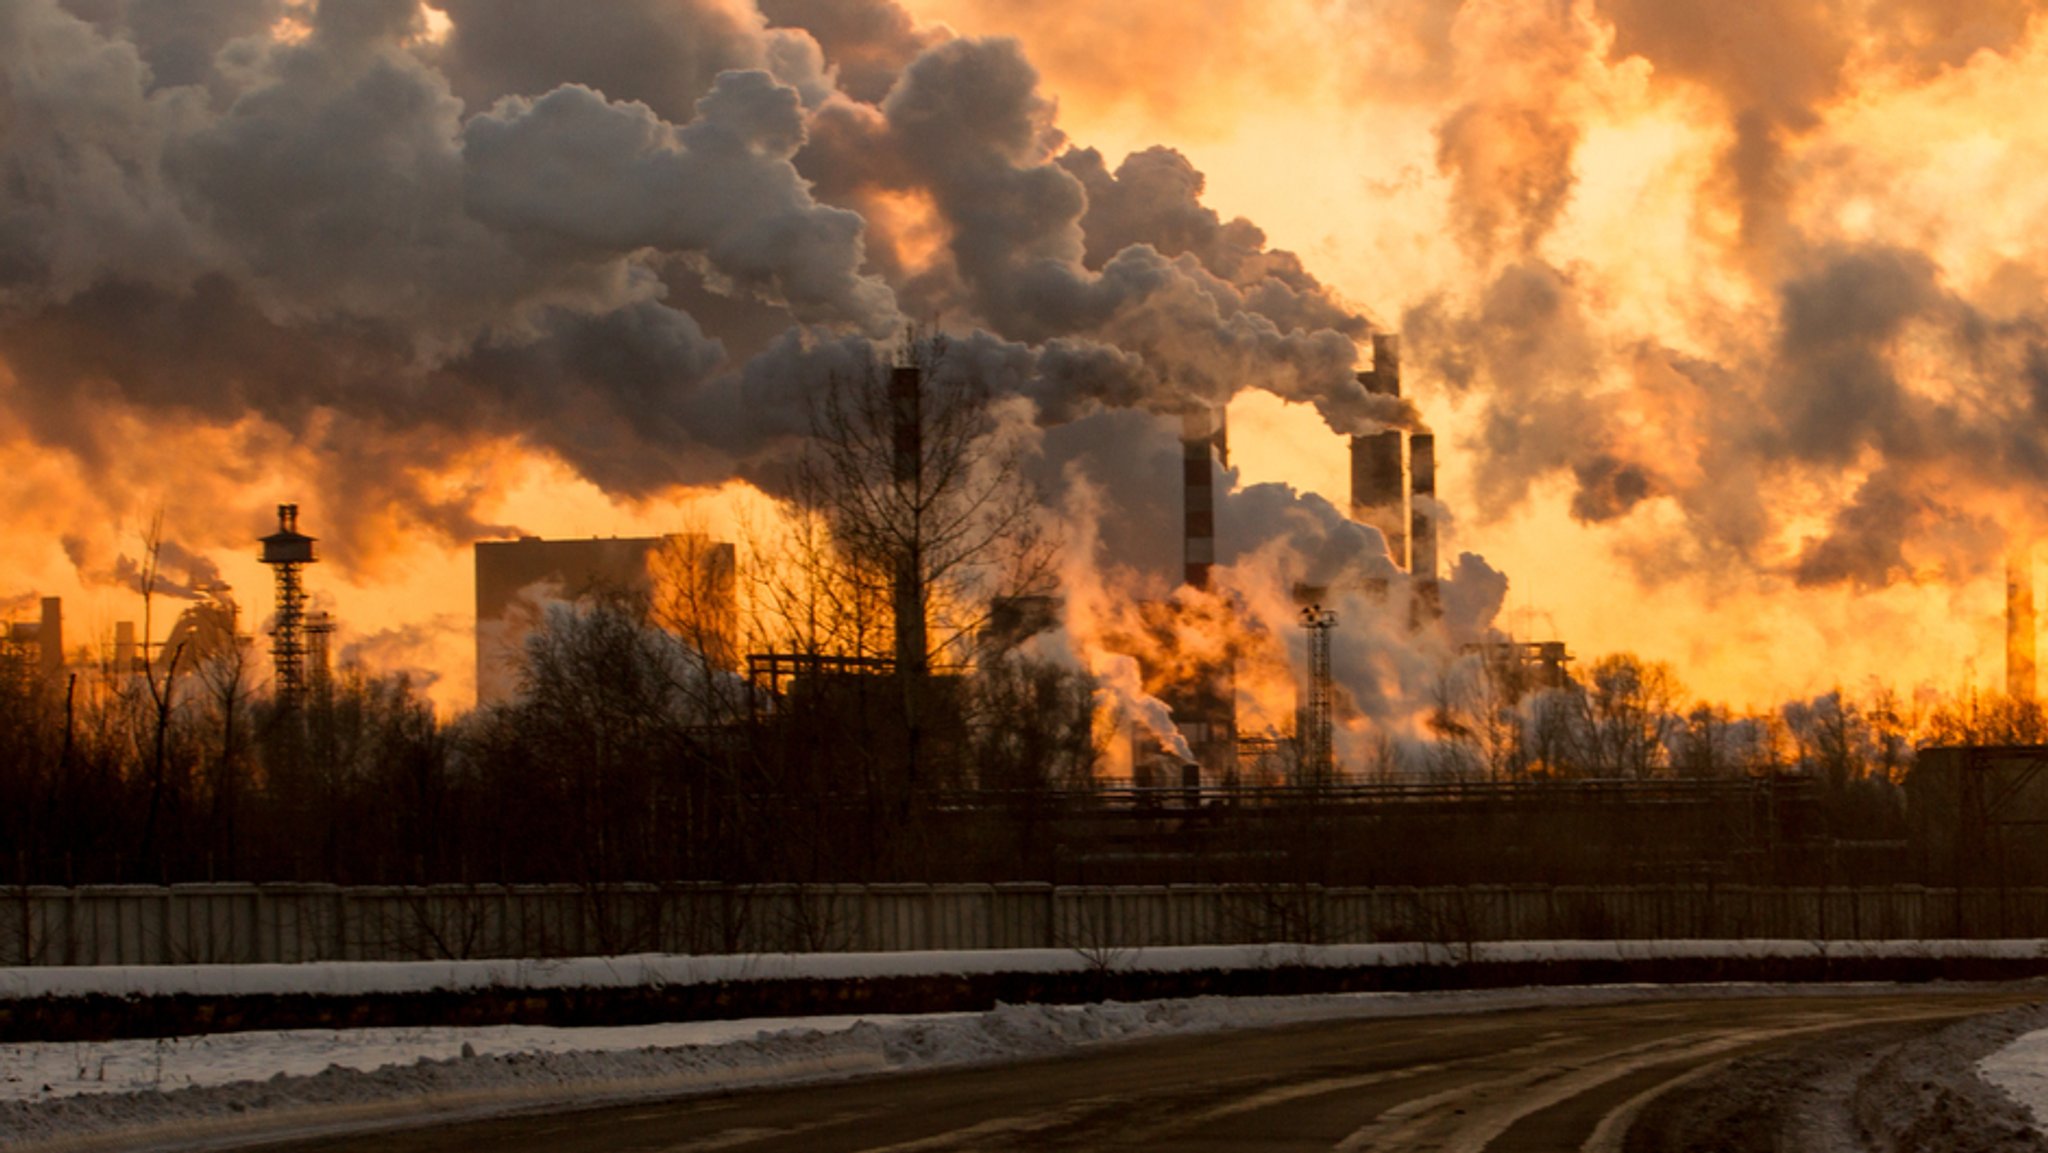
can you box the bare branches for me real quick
[763,340,1057,669]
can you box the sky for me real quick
[5,0,2047,728]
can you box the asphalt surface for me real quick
[247,990,2045,1152]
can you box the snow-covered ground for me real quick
[0,986,1659,1150]
[0,1015,922,1103]
[1980,1026,2048,1134]
[0,983,2031,1152]
[6,943,2048,1151]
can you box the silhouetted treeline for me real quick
[1,614,2041,886]
[0,591,1095,886]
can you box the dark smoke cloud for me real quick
[1403,260,1635,518]
[1413,225,2048,590]
[1435,101,1580,263]
[1,0,893,567]
[433,0,830,122]
[1059,145,1372,338]
[1791,473,1930,588]
[462,75,895,329]
[866,38,1403,434]
[758,0,946,105]
[3,0,1418,615]
[1598,0,2032,270]
[56,0,284,97]
[65,532,226,601]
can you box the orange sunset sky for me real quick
[4,0,2045,719]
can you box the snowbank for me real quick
[1978,1023,2048,1138]
[7,939,2043,1002]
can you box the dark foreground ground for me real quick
[241,989,2048,1153]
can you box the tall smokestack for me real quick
[891,363,927,676]
[1182,405,1225,589]
[2010,548,2036,699]
[1410,432,1440,623]
[1350,334,1407,569]
[38,596,61,682]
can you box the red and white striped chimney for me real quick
[1410,432,1441,624]
[1349,334,1406,569]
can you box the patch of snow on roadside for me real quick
[1979,1025,2048,1134]
[0,1015,925,1103]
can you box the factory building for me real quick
[0,597,63,687]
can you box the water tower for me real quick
[259,504,317,706]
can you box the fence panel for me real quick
[7,883,2048,965]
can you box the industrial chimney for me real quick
[36,596,62,683]
[891,363,928,676]
[1182,404,1226,590]
[2010,548,2036,699]
[1349,335,1406,569]
[1410,432,1441,623]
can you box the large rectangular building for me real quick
[474,534,736,707]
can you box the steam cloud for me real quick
[32,0,2037,730]
[1363,0,2048,598]
[2,0,1403,583]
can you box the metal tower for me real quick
[1299,604,1336,783]
[259,504,317,706]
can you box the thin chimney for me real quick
[2010,547,2036,699]
[1182,405,1225,590]
[1410,432,1441,623]
[891,363,927,676]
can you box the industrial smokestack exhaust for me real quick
[892,363,927,676]
[1182,405,1225,590]
[2010,547,2036,699]
[1350,334,1406,569]
[1410,432,1441,624]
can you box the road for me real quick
[250,990,2043,1152]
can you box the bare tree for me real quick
[748,338,1059,849]
[135,513,188,878]
[791,339,1056,670]
[1573,653,1682,777]
[1427,653,1529,781]
[192,609,256,877]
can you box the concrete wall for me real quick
[6,883,2048,966]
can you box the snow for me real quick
[0,1016,912,1103]
[1980,1026,2048,1131]
[6,941,2048,1150]
[0,983,1932,1152]
[6,938,2042,1001]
